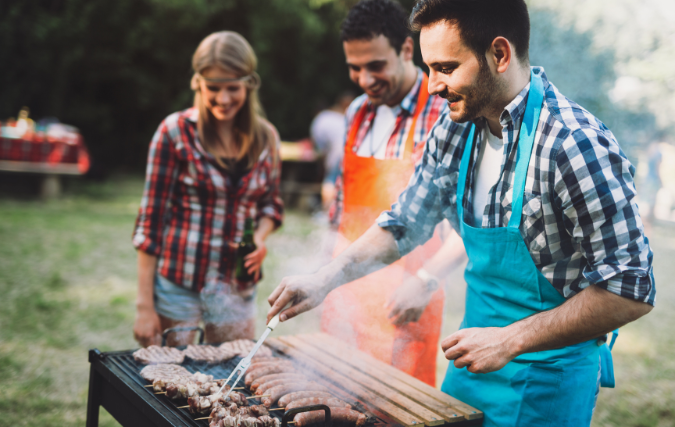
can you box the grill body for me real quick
[86,337,483,427]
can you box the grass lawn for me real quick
[0,175,672,426]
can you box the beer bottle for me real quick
[235,218,258,282]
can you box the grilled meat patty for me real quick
[133,345,185,365]
[140,363,190,381]
[219,339,273,358]
[184,344,237,364]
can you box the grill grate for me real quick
[102,345,386,426]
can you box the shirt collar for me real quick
[365,67,425,115]
[499,66,549,127]
[185,107,199,123]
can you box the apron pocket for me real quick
[510,363,563,427]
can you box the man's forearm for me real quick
[319,224,401,290]
[506,284,653,356]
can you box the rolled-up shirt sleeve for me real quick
[553,128,656,305]
[377,118,447,256]
[132,121,179,256]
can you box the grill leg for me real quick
[86,364,102,427]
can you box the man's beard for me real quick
[442,60,500,123]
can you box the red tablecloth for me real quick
[0,134,90,174]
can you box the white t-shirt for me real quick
[356,104,401,159]
[472,127,505,226]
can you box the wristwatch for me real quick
[416,268,440,292]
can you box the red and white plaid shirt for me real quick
[330,69,447,225]
[133,108,283,292]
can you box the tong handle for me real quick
[161,326,204,346]
[267,313,282,330]
[282,404,331,427]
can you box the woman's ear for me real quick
[190,74,201,91]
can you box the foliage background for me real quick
[1,0,672,176]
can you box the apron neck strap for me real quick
[456,68,545,229]
[456,124,476,224]
[507,68,545,230]
[345,102,369,154]
[402,73,429,159]
[345,73,430,160]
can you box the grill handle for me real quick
[282,404,331,427]
[161,326,204,346]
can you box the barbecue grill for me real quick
[86,332,483,427]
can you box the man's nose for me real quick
[358,70,375,90]
[427,71,445,96]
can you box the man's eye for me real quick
[441,68,455,75]
[368,64,385,72]
[206,86,220,92]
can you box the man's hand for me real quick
[267,273,333,323]
[134,305,162,347]
[386,275,433,325]
[441,327,520,374]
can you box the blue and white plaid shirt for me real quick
[377,67,655,305]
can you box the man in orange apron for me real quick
[321,0,450,386]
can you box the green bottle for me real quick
[235,218,258,282]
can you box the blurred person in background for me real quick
[642,141,663,232]
[310,91,355,209]
[132,31,283,347]
[321,0,459,386]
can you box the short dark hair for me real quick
[340,0,411,54]
[410,0,530,65]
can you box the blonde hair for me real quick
[190,31,275,168]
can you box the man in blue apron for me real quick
[267,0,655,425]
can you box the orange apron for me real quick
[321,75,444,386]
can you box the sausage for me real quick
[294,408,366,427]
[261,382,329,407]
[248,360,294,372]
[256,377,307,395]
[278,391,335,408]
[251,356,278,363]
[245,365,297,386]
[251,373,308,392]
[285,397,351,410]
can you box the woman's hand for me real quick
[244,234,267,281]
[134,305,162,347]
[240,217,275,285]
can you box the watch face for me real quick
[427,279,439,291]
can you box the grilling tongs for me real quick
[216,311,284,399]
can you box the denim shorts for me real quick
[153,274,257,325]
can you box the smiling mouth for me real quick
[446,95,461,104]
[367,83,385,96]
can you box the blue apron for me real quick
[440,69,616,427]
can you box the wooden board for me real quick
[267,334,483,426]
[301,333,482,421]
[279,336,446,426]
[267,338,427,427]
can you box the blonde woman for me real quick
[132,32,283,347]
